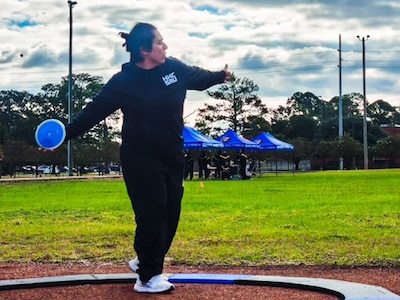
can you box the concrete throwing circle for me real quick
[1,273,399,299]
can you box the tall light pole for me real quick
[357,35,369,170]
[338,34,343,170]
[67,0,77,176]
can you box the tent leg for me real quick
[292,152,294,176]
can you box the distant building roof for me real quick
[380,124,400,135]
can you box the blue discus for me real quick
[35,119,66,150]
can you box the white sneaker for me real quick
[134,274,175,293]
[128,257,139,272]
[129,257,169,280]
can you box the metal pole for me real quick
[67,1,77,176]
[338,34,344,170]
[357,35,369,170]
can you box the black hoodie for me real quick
[66,57,226,156]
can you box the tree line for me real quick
[0,73,120,177]
[1,73,400,176]
[196,74,400,170]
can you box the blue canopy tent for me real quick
[183,126,224,149]
[251,132,294,151]
[216,129,260,150]
[251,132,295,175]
[216,129,259,178]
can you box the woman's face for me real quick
[142,29,168,68]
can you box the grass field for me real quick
[1,170,399,267]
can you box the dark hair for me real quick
[119,23,157,63]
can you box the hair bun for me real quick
[119,32,129,48]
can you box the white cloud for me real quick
[1,0,400,127]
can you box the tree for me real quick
[0,145,4,178]
[313,140,337,170]
[286,115,318,140]
[0,90,37,143]
[336,135,363,169]
[371,135,400,168]
[285,91,326,118]
[0,122,7,144]
[244,115,272,139]
[0,73,122,173]
[194,74,269,137]
[2,140,36,177]
[368,99,400,125]
[271,92,335,141]
[329,93,362,120]
[270,119,289,138]
[290,137,313,170]
[37,73,121,170]
[330,93,387,145]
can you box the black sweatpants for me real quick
[120,145,184,282]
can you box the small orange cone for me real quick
[200,181,204,188]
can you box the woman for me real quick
[65,22,231,293]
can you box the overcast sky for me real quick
[2,0,400,125]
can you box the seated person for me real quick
[221,162,230,180]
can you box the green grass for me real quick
[1,170,399,267]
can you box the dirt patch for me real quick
[0,263,399,299]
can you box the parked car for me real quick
[22,165,35,174]
[109,165,121,173]
[38,165,51,174]
[59,166,70,173]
